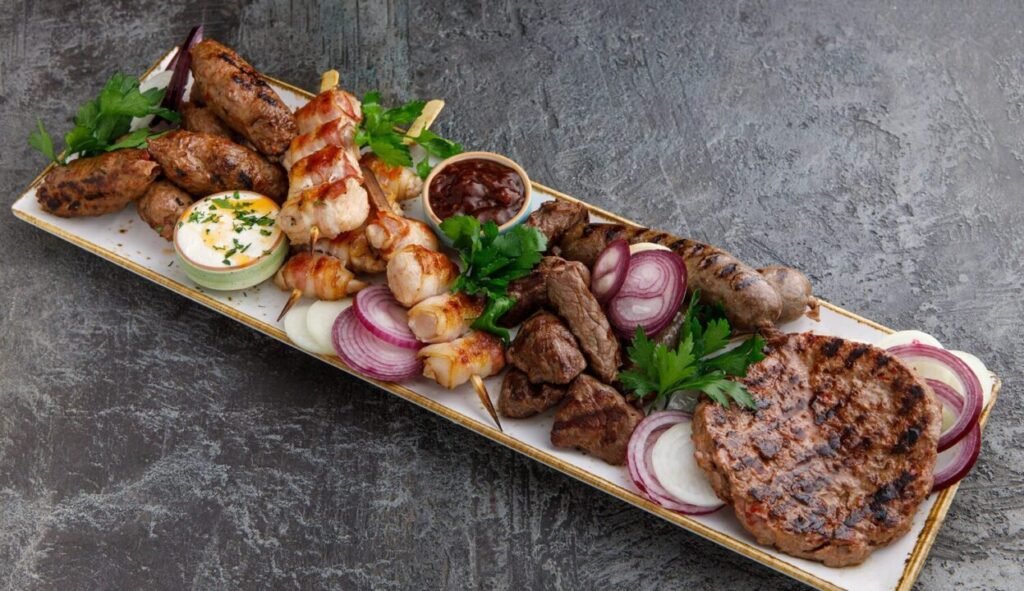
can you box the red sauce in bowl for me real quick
[428,158,526,225]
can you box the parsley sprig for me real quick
[440,215,547,342]
[29,73,180,164]
[355,92,462,178]
[619,292,766,412]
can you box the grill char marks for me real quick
[691,332,941,567]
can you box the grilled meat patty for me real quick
[189,39,298,158]
[36,149,159,217]
[148,130,287,202]
[691,332,940,567]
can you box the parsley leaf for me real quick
[441,215,547,342]
[355,91,462,171]
[29,72,180,164]
[620,296,764,412]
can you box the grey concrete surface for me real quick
[1,1,1021,589]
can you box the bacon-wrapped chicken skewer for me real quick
[313,228,385,274]
[274,251,366,301]
[407,293,485,344]
[386,245,458,307]
[365,210,439,260]
[419,331,506,389]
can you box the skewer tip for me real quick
[471,374,503,432]
[277,288,303,322]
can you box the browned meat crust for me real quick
[148,130,287,202]
[189,39,298,157]
[539,257,621,383]
[507,311,586,385]
[691,332,940,567]
[36,149,159,217]
[180,100,239,140]
[558,223,784,330]
[525,200,589,244]
[758,266,820,322]
[500,270,548,328]
[137,181,193,240]
[551,374,643,465]
[498,369,567,418]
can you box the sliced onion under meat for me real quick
[928,378,973,452]
[591,239,631,303]
[626,411,724,515]
[607,251,687,337]
[332,307,423,382]
[162,25,204,113]
[353,284,422,349]
[888,343,982,452]
[932,421,981,492]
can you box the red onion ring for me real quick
[608,251,687,337]
[626,411,724,515]
[353,285,422,350]
[591,239,631,303]
[932,421,981,492]
[928,378,972,452]
[332,308,422,382]
[888,343,982,452]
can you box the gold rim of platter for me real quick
[8,47,1003,591]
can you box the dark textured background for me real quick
[2,1,1021,589]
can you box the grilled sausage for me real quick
[36,149,159,217]
[180,101,238,140]
[148,130,287,202]
[558,223,783,330]
[189,39,298,157]
[757,266,820,323]
[137,181,193,240]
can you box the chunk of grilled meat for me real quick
[551,375,643,465]
[313,228,385,274]
[37,149,159,217]
[499,270,549,328]
[189,39,298,157]
[148,131,287,202]
[180,100,239,140]
[137,181,192,240]
[691,332,940,567]
[498,369,567,419]
[507,311,586,385]
[539,257,621,383]
[524,199,589,245]
[558,223,788,331]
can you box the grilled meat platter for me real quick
[13,28,1000,591]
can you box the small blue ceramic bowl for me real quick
[421,151,534,244]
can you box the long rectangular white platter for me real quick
[12,47,1000,591]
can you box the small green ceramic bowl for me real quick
[174,190,288,291]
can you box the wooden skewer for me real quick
[403,99,445,144]
[278,288,303,322]
[471,374,503,432]
[360,164,394,214]
[320,69,340,92]
[309,225,320,255]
